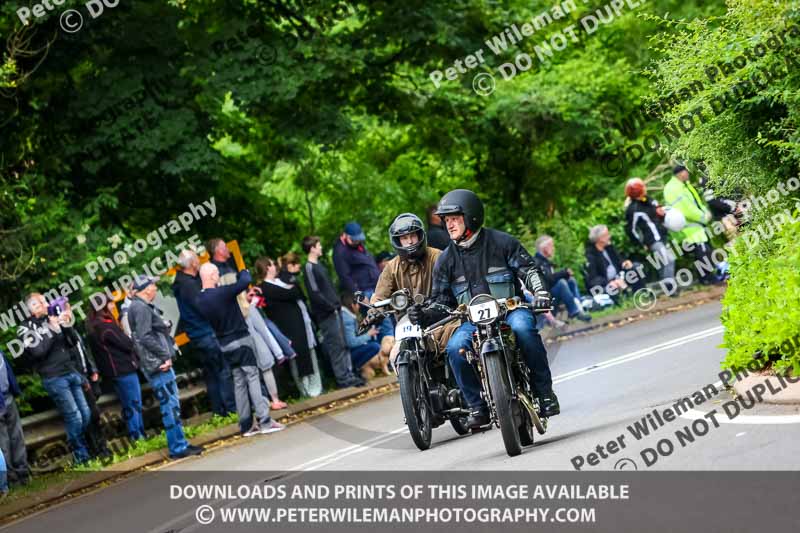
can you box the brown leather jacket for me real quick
[371,248,442,303]
[371,247,457,351]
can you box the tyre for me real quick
[398,361,432,451]
[484,353,522,457]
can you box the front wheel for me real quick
[484,353,522,457]
[398,362,432,451]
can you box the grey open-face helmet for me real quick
[389,213,427,260]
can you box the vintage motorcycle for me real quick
[424,294,549,457]
[357,289,471,450]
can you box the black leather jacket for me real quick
[428,228,546,316]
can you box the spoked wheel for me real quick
[398,362,432,451]
[484,354,523,457]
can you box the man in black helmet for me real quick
[369,213,457,364]
[408,189,560,426]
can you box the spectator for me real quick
[257,256,323,398]
[86,301,146,441]
[197,264,284,436]
[245,291,289,410]
[374,252,395,273]
[302,236,364,389]
[17,293,92,464]
[584,225,646,300]
[172,250,236,417]
[624,177,676,285]
[332,222,381,296]
[663,165,717,284]
[0,349,29,488]
[207,238,237,277]
[127,276,204,459]
[332,223,393,340]
[533,235,591,322]
[426,205,450,250]
[340,293,385,381]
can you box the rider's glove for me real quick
[532,291,553,313]
[407,305,426,326]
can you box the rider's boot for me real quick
[539,391,560,417]
[467,406,490,429]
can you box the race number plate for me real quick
[395,316,422,340]
[468,301,499,322]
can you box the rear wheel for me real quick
[398,361,432,451]
[485,353,522,457]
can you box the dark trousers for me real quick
[351,341,381,370]
[318,311,355,386]
[0,399,29,485]
[83,383,110,459]
[692,243,716,283]
[193,335,236,416]
[446,308,552,408]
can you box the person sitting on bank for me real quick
[340,293,388,381]
[584,224,646,301]
[533,235,591,322]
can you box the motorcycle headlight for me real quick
[468,294,500,325]
[391,291,410,311]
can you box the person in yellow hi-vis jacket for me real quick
[663,165,717,284]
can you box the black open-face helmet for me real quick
[389,213,427,260]
[435,189,484,240]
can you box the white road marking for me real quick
[553,326,724,384]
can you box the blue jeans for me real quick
[42,372,91,464]
[193,335,236,416]
[351,341,381,370]
[551,278,582,316]
[145,368,189,456]
[114,373,145,441]
[0,447,7,493]
[446,308,553,409]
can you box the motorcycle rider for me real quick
[366,213,458,363]
[408,189,560,428]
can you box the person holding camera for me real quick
[17,293,92,464]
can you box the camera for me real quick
[47,296,69,317]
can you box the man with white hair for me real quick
[533,235,591,323]
[584,225,646,301]
[196,263,283,436]
[172,250,236,416]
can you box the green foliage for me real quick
[721,214,800,375]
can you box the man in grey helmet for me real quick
[408,189,560,427]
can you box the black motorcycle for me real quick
[357,289,471,450]
[424,294,548,457]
